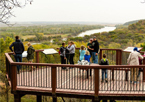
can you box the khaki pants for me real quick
[130,68,139,82]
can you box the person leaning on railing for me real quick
[9,36,24,74]
[127,47,144,84]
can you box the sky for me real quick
[9,0,145,24]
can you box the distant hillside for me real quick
[123,19,144,25]
[69,20,145,49]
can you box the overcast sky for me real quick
[9,0,145,24]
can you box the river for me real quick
[77,26,116,37]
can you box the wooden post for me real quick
[119,50,122,65]
[94,68,99,102]
[11,65,17,91]
[14,94,21,102]
[37,95,42,102]
[36,52,39,63]
[99,49,102,61]
[116,50,119,65]
[143,58,145,82]
[51,67,57,102]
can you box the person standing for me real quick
[87,38,93,57]
[27,42,35,71]
[67,41,75,66]
[60,42,66,69]
[79,45,86,61]
[92,36,99,64]
[84,50,91,76]
[127,47,144,84]
[99,54,109,83]
[9,36,24,74]
[66,42,70,64]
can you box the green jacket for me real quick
[27,46,35,60]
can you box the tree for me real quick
[35,33,44,42]
[0,0,33,25]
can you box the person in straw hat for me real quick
[27,42,35,71]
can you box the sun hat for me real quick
[133,47,138,52]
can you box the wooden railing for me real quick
[5,48,145,97]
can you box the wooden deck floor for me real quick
[16,66,145,96]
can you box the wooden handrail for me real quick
[5,53,13,63]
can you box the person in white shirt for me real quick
[67,41,75,66]
[127,47,144,84]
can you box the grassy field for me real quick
[22,34,70,41]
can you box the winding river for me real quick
[77,26,116,37]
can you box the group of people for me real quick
[59,36,100,67]
[59,36,109,82]
[9,36,144,84]
[9,36,35,74]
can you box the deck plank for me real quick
[16,66,145,96]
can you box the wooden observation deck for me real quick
[5,48,145,102]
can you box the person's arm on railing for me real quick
[9,42,15,54]
[139,53,144,60]
[21,42,25,53]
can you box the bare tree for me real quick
[0,0,33,25]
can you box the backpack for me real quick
[59,47,64,55]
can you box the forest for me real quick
[1,20,145,101]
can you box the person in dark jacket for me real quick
[60,42,66,70]
[87,38,93,57]
[9,36,24,74]
[99,54,109,83]
[92,36,99,64]
[27,42,35,71]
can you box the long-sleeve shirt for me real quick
[92,40,99,53]
[60,46,66,57]
[127,51,144,65]
[9,39,24,54]
[67,44,75,54]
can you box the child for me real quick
[84,50,91,63]
[79,45,86,61]
[99,54,109,83]
[27,42,35,71]
[84,50,91,75]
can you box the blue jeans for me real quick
[102,69,107,80]
[14,54,22,72]
[92,52,98,64]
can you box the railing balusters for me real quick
[11,65,17,91]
